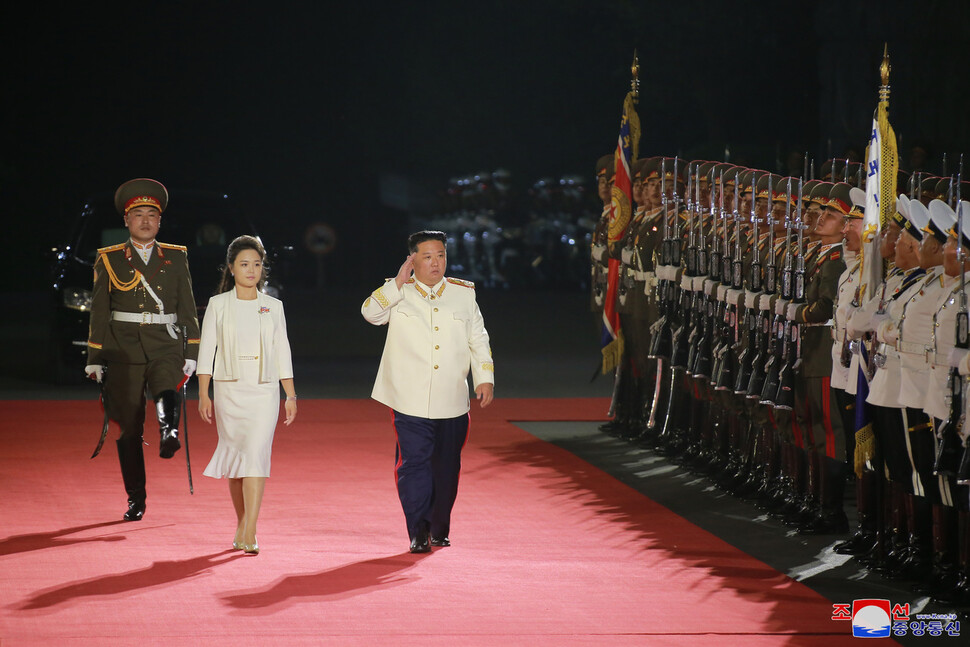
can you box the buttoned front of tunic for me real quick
[363,276,493,419]
[895,267,950,409]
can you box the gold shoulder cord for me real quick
[99,252,141,292]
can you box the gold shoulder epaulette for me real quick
[405,277,415,284]
[446,277,475,289]
[157,242,187,251]
[97,243,127,254]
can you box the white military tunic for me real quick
[830,252,860,391]
[868,271,929,408]
[925,271,970,420]
[890,267,948,410]
[362,276,494,420]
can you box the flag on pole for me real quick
[601,76,640,374]
[853,47,899,475]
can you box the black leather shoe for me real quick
[430,536,450,547]
[409,534,430,553]
[124,499,145,522]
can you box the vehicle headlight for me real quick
[63,288,93,311]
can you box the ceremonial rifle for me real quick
[714,171,737,391]
[747,174,775,399]
[761,178,792,404]
[735,172,760,394]
[670,159,693,369]
[938,164,967,477]
[692,168,716,379]
[775,178,805,409]
[649,156,674,360]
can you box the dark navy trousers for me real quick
[392,410,469,539]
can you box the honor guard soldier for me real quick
[591,154,615,317]
[921,199,970,603]
[85,179,201,521]
[787,182,849,534]
[865,197,934,575]
[871,197,954,580]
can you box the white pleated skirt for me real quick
[203,358,279,478]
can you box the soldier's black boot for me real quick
[798,457,849,535]
[835,470,878,555]
[785,449,819,526]
[933,510,970,605]
[155,389,182,459]
[915,503,959,598]
[117,436,146,521]
[897,493,933,581]
[871,483,910,577]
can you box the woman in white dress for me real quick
[197,235,297,555]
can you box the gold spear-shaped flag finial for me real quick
[630,49,639,100]
[879,43,891,102]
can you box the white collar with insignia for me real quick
[130,238,155,264]
[413,278,446,299]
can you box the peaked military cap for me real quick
[892,194,911,230]
[756,173,783,200]
[926,199,956,243]
[847,187,866,219]
[595,154,615,178]
[809,181,833,206]
[825,182,853,216]
[904,198,930,241]
[114,178,169,215]
[801,179,821,203]
[820,159,847,182]
[947,200,970,249]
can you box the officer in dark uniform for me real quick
[789,182,850,534]
[85,178,201,521]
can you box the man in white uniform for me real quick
[362,230,495,553]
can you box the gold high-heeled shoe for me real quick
[242,538,259,555]
[232,540,243,550]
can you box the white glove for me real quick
[182,359,197,378]
[787,303,800,320]
[878,320,899,345]
[681,274,692,291]
[948,347,970,371]
[744,291,760,309]
[85,364,103,383]
[620,248,634,265]
[774,298,789,316]
[759,294,772,311]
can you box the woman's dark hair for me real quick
[216,235,268,293]
[407,230,447,253]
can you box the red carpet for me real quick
[1,398,852,646]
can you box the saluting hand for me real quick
[395,254,415,290]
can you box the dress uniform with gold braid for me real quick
[87,179,201,522]
[787,182,849,534]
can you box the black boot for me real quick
[933,509,970,605]
[916,504,959,598]
[799,456,849,535]
[117,436,146,521]
[785,449,819,526]
[155,389,182,459]
[835,470,878,555]
[897,494,933,582]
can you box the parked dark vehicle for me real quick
[49,190,291,382]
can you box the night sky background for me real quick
[3,0,970,292]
